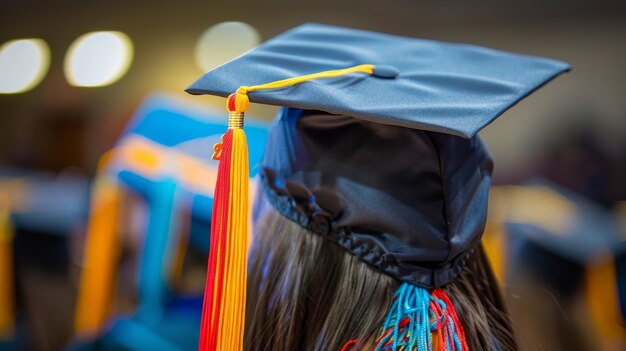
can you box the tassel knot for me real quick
[227,91,250,114]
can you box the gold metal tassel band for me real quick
[228,112,244,129]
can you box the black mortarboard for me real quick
[186,23,570,350]
[188,23,569,138]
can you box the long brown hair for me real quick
[245,196,517,351]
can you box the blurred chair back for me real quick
[0,171,88,350]
[0,188,15,342]
[73,93,268,350]
[484,181,625,351]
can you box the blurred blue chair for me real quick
[71,93,268,351]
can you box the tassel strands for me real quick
[375,283,434,351]
[430,289,469,351]
[199,65,380,351]
[341,283,470,351]
[199,93,250,351]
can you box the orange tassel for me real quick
[199,93,249,351]
[199,65,376,351]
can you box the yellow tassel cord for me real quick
[199,64,376,351]
[0,192,14,339]
[74,169,122,337]
[236,64,374,95]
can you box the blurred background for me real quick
[0,0,624,350]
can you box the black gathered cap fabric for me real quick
[260,108,493,288]
[186,23,570,288]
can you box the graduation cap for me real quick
[186,23,570,351]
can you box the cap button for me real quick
[372,65,399,79]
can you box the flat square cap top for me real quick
[187,23,570,138]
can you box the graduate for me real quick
[186,23,570,351]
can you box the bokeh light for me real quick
[64,31,133,87]
[194,22,260,72]
[0,39,50,94]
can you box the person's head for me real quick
[187,23,569,351]
[245,185,517,351]
[241,105,520,351]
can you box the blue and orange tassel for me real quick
[342,284,469,351]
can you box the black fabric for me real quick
[259,108,493,288]
[187,23,570,138]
